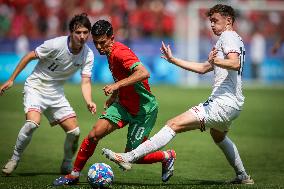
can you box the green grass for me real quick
[0,84,284,189]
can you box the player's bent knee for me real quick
[66,127,80,137]
[210,128,226,143]
[87,130,97,141]
[88,129,95,138]
[23,120,39,135]
[26,120,40,127]
[87,129,102,142]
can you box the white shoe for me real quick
[2,159,18,175]
[102,148,132,171]
[60,159,72,174]
[228,174,254,184]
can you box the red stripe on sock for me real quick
[136,151,165,164]
[73,137,97,172]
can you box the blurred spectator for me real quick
[9,7,29,38]
[250,28,266,81]
[271,35,284,55]
[15,34,29,55]
[271,19,284,55]
[0,4,11,37]
[0,0,176,40]
[0,0,283,47]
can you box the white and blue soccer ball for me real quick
[87,163,114,188]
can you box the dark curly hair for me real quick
[69,13,91,32]
[91,20,113,37]
[207,4,236,24]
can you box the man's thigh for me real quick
[44,95,76,126]
[126,108,158,150]
[99,102,129,128]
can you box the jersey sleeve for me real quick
[117,48,141,72]
[35,39,56,59]
[222,33,241,55]
[81,50,94,78]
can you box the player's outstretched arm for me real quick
[81,77,96,114]
[0,51,37,96]
[160,41,214,74]
[103,64,149,96]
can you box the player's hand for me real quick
[103,84,118,96]
[0,80,14,96]
[208,47,217,64]
[87,102,97,115]
[104,96,116,110]
[160,41,174,62]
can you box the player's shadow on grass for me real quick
[113,179,224,187]
[16,172,60,176]
[189,179,225,185]
[42,180,225,188]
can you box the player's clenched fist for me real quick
[103,84,118,96]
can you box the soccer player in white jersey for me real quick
[102,4,254,184]
[1,13,96,175]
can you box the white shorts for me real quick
[23,86,76,126]
[190,99,241,132]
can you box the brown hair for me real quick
[207,4,236,24]
[69,13,91,32]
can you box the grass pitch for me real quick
[0,84,283,189]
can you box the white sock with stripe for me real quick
[63,127,80,162]
[217,136,247,176]
[127,125,176,162]
[11,121,38,161]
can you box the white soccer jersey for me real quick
[210,31,245,110]
[25,36,94,95]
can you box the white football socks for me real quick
[11,121,38,161]
[63,127,80,162]
[127,125,176,162]
[217,136,247,176]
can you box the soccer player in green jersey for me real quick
[53,20,176,186]
[102,4,254,185]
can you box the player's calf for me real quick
[2,121,38,176]
[60,159,73,174]
[61,127,80,174]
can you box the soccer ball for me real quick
[87,163,114,188]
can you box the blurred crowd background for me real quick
[0,0,179,40]
[0,0,283,85]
